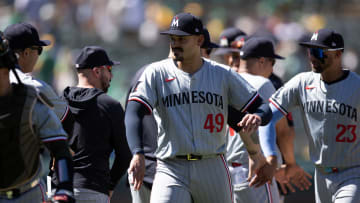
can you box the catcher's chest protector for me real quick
[0,84,40,189]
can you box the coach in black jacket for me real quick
[63,46,132,202]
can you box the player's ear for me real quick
[335,50,342,58]
[259,57,266,64]
[198,34,204,47]
[92,67,101,77]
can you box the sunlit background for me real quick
[1,0,359,202]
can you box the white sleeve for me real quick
[227,69,259,112]
[257,80,276,101]
[32,102,67,143]
[269,74,302,115]
[128,66,158,113]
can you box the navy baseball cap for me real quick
[240,37,284,59]
[213,27,247,55]
[4,22,50,50]
[201,28,219,49]
[160,13,203,36]
[299,28,344,50]
[75,46,120,69]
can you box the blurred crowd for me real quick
[1,0,360,171]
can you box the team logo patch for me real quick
[165,77,176,82]
[171,17,179,27]
[311,31,318,41]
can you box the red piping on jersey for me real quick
[60,106,70,122]
[128,97,152,114]
[220,155,234,203]
[269,99,287,116]
[241,93,260,113]
[305,86,316,90]
[39,182,46,202]
[165,77,176,82]
[266,183,273,203]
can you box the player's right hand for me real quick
[248,155,277,187]
[128,153,145,191]
[247,152,266,185]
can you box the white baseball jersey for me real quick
[10,68,69,121]
[226,73,277,165]
[129,58,259,159]
[270,70,360,167]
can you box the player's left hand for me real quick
[238,114,261,134]
[248,155,277,187]
[128,153,145,191]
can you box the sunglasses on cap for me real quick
[29,46,43,55]
[309,47,343,60]
[101,65,112,73]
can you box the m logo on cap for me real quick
[220,37,229,47]
[171,17,179,27]
[311,32,319,41]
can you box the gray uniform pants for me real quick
[0,183,46,203]
[150,155,233,203]
[130,182,151,203]
[315,166,360,203]
[229,164,280,203]
[74,188,109,203]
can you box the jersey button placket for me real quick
[189,76,197,151]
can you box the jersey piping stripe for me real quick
[240,92,260,113]
[265,182,273,203]
[60,105,70,122]
[39,183,46,202]
[42,136,67,143]
[220,155,234,203]
[129,97,153,114]
[269,98,288,116]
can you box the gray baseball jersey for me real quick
[270,71,360,168]
[226,73,277,165]
[129,58,259,159]
[10,68,69,121]
[226,73,280,203]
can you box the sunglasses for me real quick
[309,47,343,60]
[101,65,112,73]
[309,48,326,60]
[30,46,43,55]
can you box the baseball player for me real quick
[0,31,74,203]
[267,28,360,203]
[4,22,73,198]
[230,35,313,195]
[224,37,284,203]
[4,22,70,123]
[125,28,233,203]
[125,12,275,203]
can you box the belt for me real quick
[175,154,220,161]
[231,162,242,167]
[0,178,40,199]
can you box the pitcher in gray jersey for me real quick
[268,28,360,203]
[125,13,275,203]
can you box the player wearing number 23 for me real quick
[267,28,360,203]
